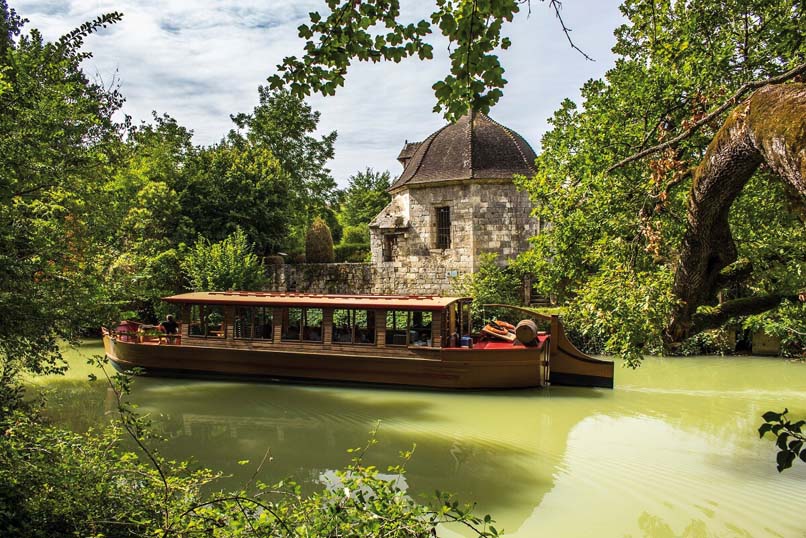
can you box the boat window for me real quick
[282,308,302,341]
[333,309,375,344]
[410,311,433,347]
[461,301,471,336]
[355,310,376,344]
[303,308,323,342]
[333,309,353,343]
[205,305,225,338]
[234,306,272,340]
[189,305,203,336]
[188,305,225,338]
[282,308,323,343]
[386,310,409,346]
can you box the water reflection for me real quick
[126,377,572,531]
[33,343,806,537]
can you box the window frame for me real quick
[187,304,226,339]
[333,308,376,345]
[409,310,433,347]
[281,307,323,343]
[234,306,273,341]
[382,234,396,262]
[436,206,451,249]
[385,310,410,346]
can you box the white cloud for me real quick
[12,0,624,187]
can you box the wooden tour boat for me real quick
[103,292,614,390]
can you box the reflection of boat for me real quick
[103,293,612,389]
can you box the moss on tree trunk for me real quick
[666,83,806,344]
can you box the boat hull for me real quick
[103,336,548,390]
[548,315,614,388]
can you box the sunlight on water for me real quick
[33,342,806,537]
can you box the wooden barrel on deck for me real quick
[515,319,539,346]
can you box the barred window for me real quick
[436,206,451,249]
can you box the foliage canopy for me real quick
[268,0,569,119]
[516,0,806,362]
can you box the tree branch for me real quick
[691,294,798,334]
[664,83,806,343]
[607,61,806,172]
[546,0,594,62]
[712,258,754,290]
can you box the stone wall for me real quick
[369,180,538,295]
[472,182,537,262]
[263,262,464,296]
[265,263,374,294]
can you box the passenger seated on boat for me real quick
[411,330,431,346]
[160,315,179,335]
[333,330,352,343]
[303,327,322,342]
[355,329,373,344]
[283,327,300,340]
[333,325,353,343]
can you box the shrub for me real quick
[452,253,523,328]
[341,224,370,244]
[335,242,370,262]
[180,228,267,291]
[743,300,806,357]
[305,217,335,263]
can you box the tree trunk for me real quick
[665,83,806,344]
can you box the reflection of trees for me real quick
[637,512,709,538]
[123,380,589,533]
[31,379,111,433]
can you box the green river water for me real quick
[30,341,806,537]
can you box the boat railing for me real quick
[107,321,182,345]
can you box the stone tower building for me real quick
[370,111,539,295]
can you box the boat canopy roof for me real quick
[163,292,469,311]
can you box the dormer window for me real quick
[383,234,397,262]
[436,206,451,249]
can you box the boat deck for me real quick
[463,335,549,350]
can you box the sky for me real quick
[14,0,626,187]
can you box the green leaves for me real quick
[181,228,268,292]
[759,408,806,472]
[1,4,124,405]
[305,217,335,263]
[338,168,392,228]
[269,1,433,103]
[429,0,519,118]
[517,0,806,364]
[267,0,525,120]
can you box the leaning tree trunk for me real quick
[665,83,806,344]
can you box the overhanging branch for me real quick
[607,61,806,172]
[690,294,798,334]
[713,259,754,290]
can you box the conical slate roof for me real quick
[389,111,537,192]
